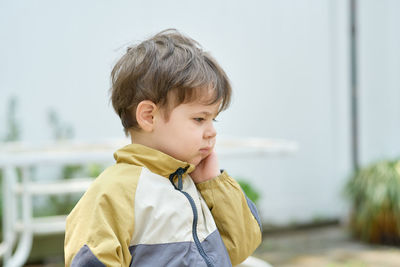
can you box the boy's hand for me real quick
[190,150,220,183]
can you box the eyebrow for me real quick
[194,111,218,117]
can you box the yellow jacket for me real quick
[64,144,262,266]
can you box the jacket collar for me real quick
[113,143,195,178]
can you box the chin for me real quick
[189,157,202,166]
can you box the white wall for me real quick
[1,0,398,225]
[359,0,400,166]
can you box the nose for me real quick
[204,121,217,139]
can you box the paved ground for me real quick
[253,225,400,267]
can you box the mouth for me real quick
[199,147,212,155]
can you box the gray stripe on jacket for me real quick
[71,244,106,267]
[129,229,232,267]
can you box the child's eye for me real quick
[194,118,205,122]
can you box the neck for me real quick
[130,130,156,150]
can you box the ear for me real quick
[136,100,157,132]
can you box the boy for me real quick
[64,29,262,267]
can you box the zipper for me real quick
[169,167,215,267]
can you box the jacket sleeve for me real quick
[64,165,140,267]
[196,171,262,266]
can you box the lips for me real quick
[199,147,212,154]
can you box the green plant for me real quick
[344,159,400,245]
[237,179,261,205]
[4,96,21,142]
[1,96,22,238]
[47,108,74,140]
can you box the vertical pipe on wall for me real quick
[350,0,359,171]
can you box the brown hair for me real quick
[110,29,232,135]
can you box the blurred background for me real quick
[1,0,399,266]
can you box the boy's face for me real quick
[151,100,220,166]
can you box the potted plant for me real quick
[237,179,260,206]
[345,159,400,245]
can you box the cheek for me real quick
[186,126,204,140]
[168,126,192,145]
